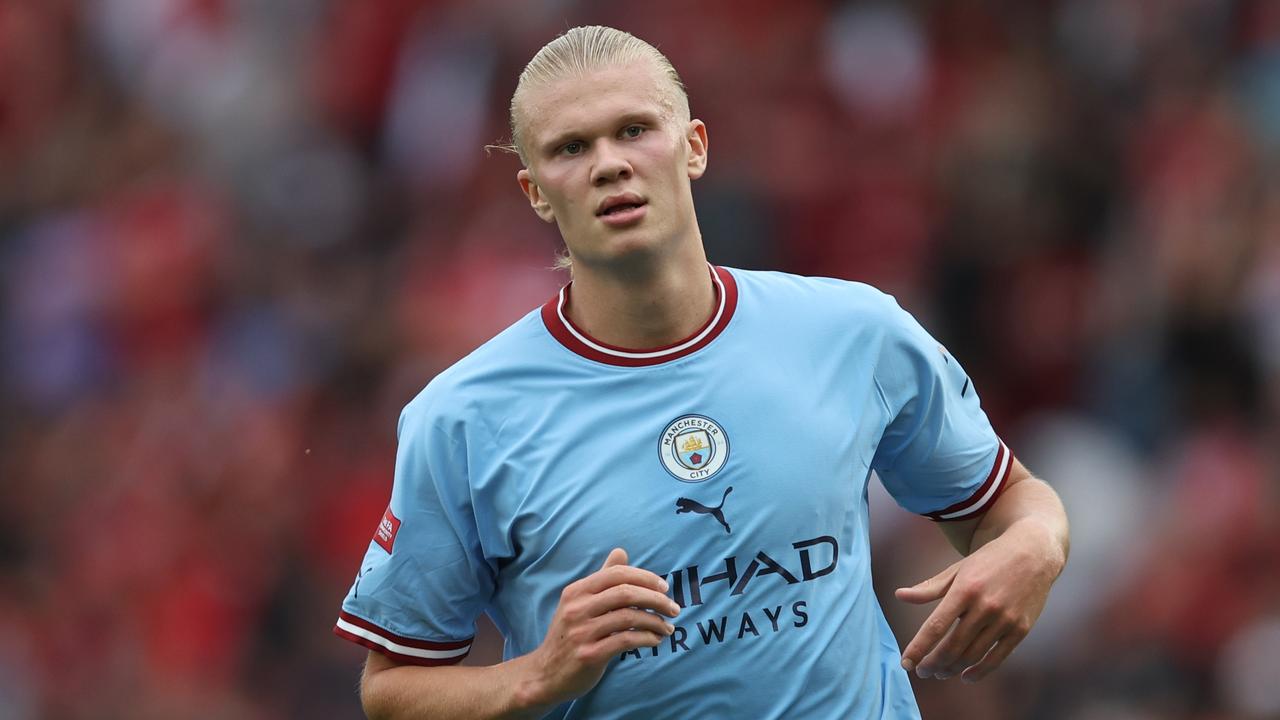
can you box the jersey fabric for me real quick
[334,266,1013,719]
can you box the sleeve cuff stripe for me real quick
[335,611,473,654]
[334,625,471,666]
[926,441,1012,522]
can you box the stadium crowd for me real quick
[2,0,1278,717]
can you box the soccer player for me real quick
[335,25,1069,719]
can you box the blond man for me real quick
[335,26,1069,719]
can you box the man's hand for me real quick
[516,548,680,709]
[896,519,1064,683]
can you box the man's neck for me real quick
[564,248,716,350]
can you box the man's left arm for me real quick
[895,457,1069,683]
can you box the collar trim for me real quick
[540,265,738,367]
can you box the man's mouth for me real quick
[596,194,648,217]
[600,201,646,216]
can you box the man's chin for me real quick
[571,234,669,270]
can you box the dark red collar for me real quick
[540,265,738,367]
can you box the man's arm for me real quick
[361,548,681,719]
[894,457,1069,682]
[362,651,543,720]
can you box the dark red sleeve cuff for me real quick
[925,441,1014,522]
[333,610,473,666]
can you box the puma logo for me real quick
[675,486,733,534]
[353,565,374,599]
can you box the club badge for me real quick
[659,414,729,482]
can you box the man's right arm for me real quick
[361,650,548,720]
[360,548,680,720]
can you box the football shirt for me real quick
[335,266,1012,719]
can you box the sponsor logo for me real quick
[659,415,729,482]
[675,486,734,534]
[621,601,811,662]
[374,506,401,553]
[659,535,838,608]
[618,535,838,663]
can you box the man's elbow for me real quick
[360,654,395,720]
[361,686,389,720]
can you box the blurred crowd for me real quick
[2,0,1279,718]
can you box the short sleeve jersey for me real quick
[334,267,1013,719]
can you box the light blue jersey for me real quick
[335,267,1012,719]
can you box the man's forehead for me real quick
[519,62,674,142]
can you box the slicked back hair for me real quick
[508,26,690,165]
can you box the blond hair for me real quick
[504,26,690,164]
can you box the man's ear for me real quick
[517,169,556,223]
[686,119,709,180]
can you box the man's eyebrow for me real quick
[614,111,662,126]
[540,111,663,153]
[540,130,583,154]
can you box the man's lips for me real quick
[596,194,647,216]
[598,204,647,227]
[599,201,646,216]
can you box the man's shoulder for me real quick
[725,267,902,321]
[402,308,561,424]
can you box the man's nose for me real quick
[591,141,633,185]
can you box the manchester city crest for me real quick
[659,415,729,482]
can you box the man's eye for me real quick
[623,125,644,138]
[562,142,583,155]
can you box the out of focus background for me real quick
[2,0,1279,717]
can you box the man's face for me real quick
[516,61,708,269]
